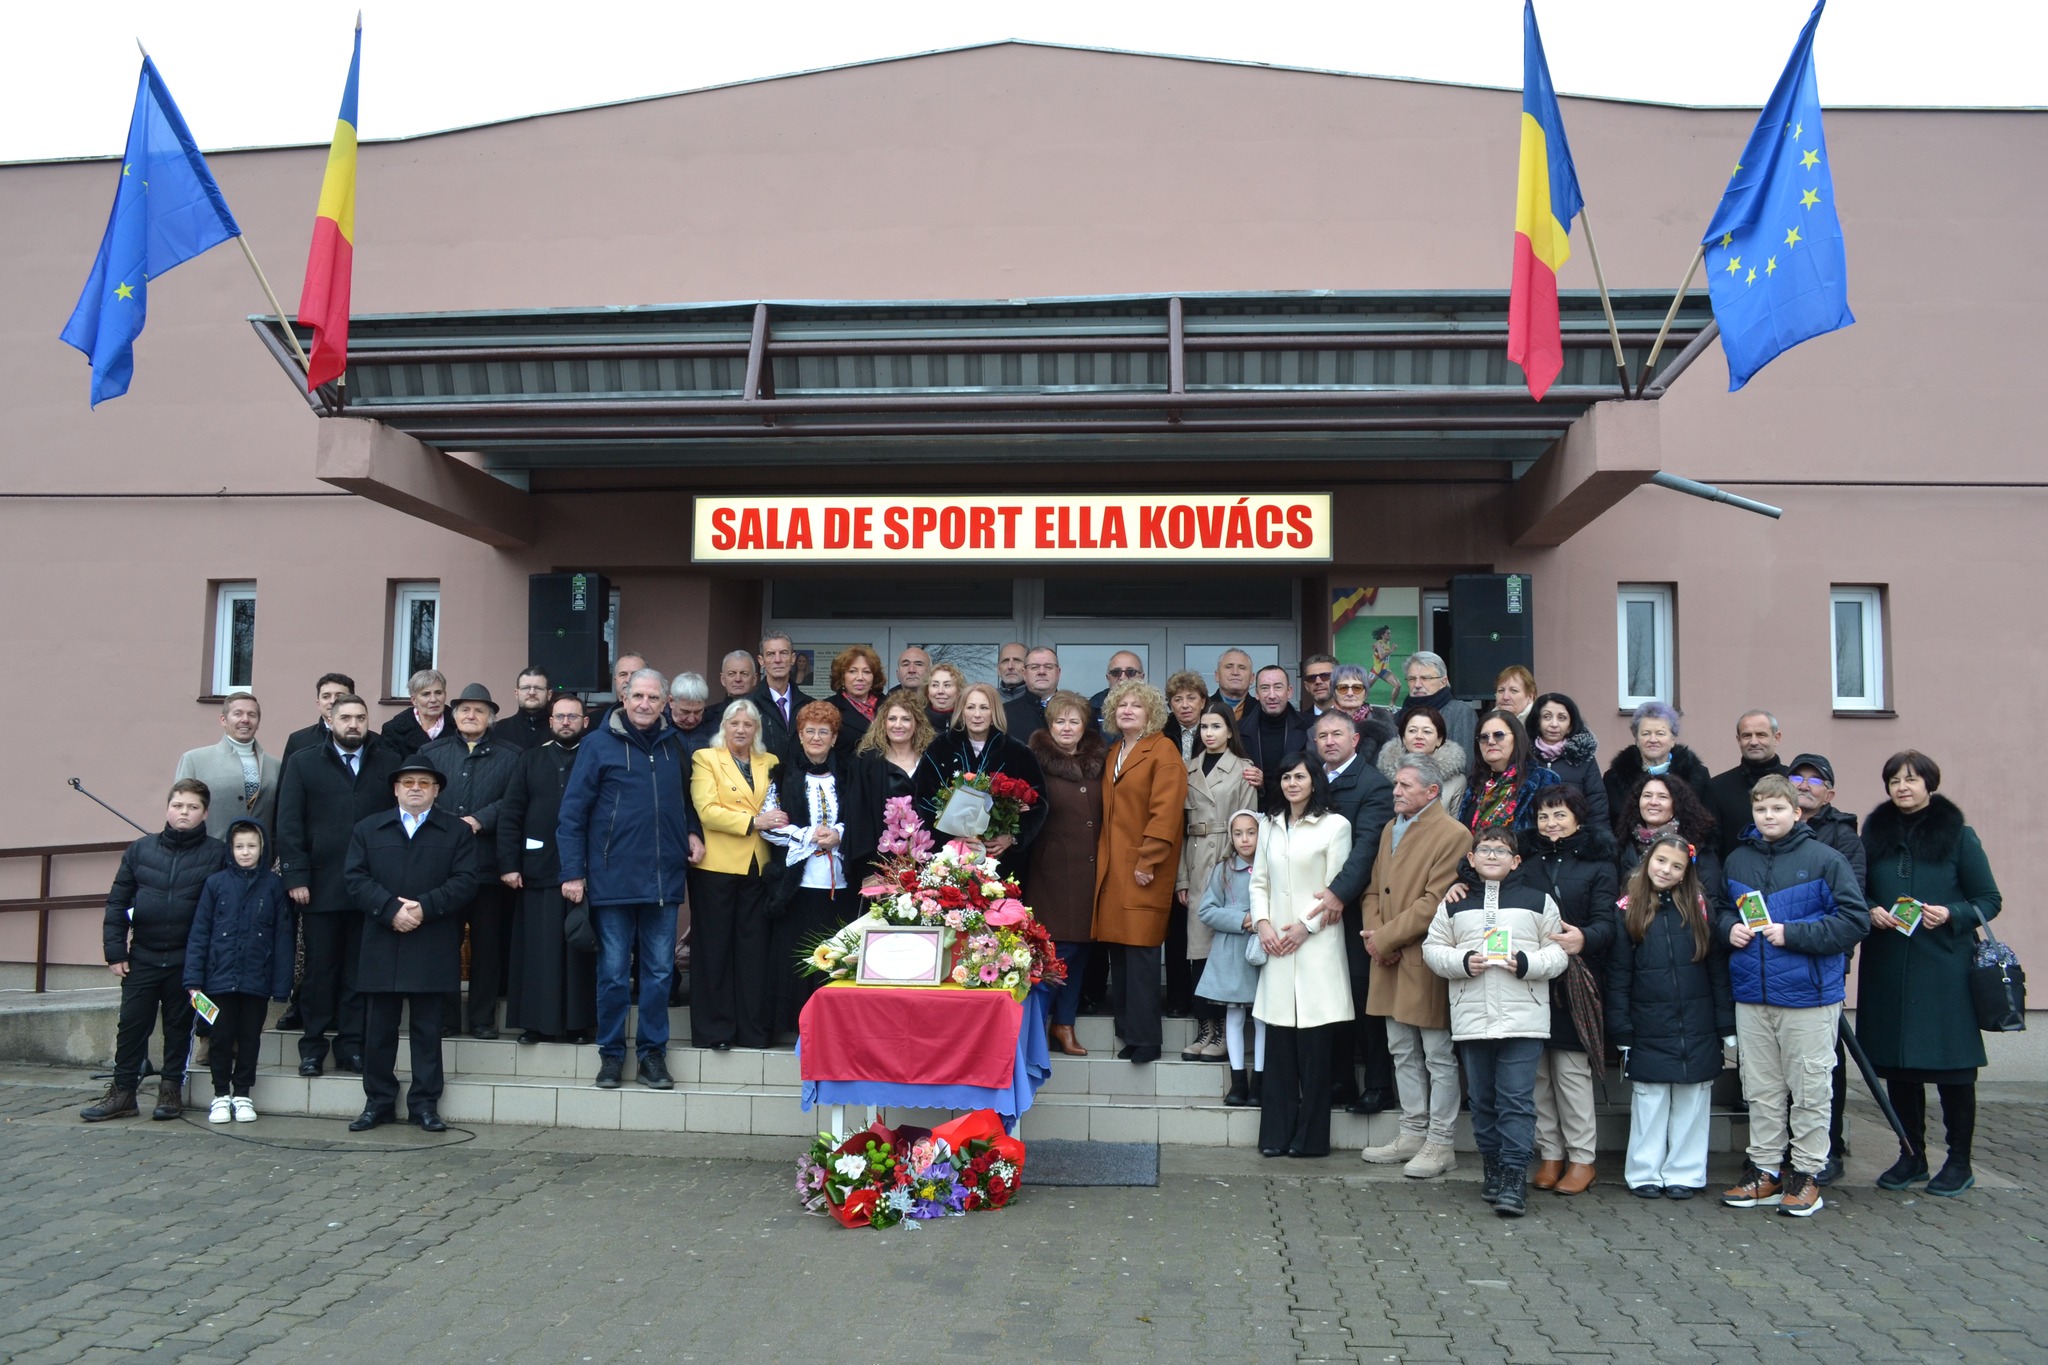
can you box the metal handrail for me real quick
[0,841,127,993]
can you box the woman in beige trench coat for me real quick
[1176,700,1252,1060]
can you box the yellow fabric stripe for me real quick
[314,119,357,242]
[1513,112,1571,274]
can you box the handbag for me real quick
[563,899,597,954]
[1969,911,2026,1033]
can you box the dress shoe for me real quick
[1049,1024,1088,1057]
[1344,1089,1389,1116]
[1554,1162,1597,1196]
[334,1053,365,1075]
[1124,1046,1160,1065]
[469,1025,500,1041]
[298,1057,324,1078]
[1529,1159,1565,1190]
[518,1030,552,1046]
[595,1057,624,1089]
[277,1005,303,1031]
[1663,1184,1699,1200]
[1630,1184,1664,1198]
[636,1053,674,1090]
[1260,1146,1286,1158]
[412,1110,448,1133]
[1116,1044,1135,1060]
[348,1108,393,1132]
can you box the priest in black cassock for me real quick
[497,695,597,1044]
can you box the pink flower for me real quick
[951,964,969,983]
[944,911,966,930]
[984,898,1028,927]
[978,963,1000,983]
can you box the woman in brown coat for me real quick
[1092,681,1188,1065]
[1025,691,1107,1056]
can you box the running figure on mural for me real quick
[1366,626,1400,701]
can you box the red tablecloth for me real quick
[798,983,1024,1090]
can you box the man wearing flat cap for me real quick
[344,758,480,1132]
[1787,751,1867,1187]
[419,684,522,1038]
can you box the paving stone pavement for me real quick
[4,1064,2047,1363]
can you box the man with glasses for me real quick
[1088,651,1145,734]
[1401,651,1476,758]
[996,642,1031,702]
[343,758,481,1133]
[492,667,554,752]
[1004,646,1062,739]
[1299,653,1339,717]
[1786,752,1866,1187]
[1708,711,1790,857]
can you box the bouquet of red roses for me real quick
[929,771,1040,841]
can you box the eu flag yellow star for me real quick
[1800,187,1821,209]
[1765,256,1777,276]
[1725,255,1742,276]
[1800,149,1820,170]
[1745,268,1757,285]
[114,281,135,301]
[1720,233,1734,248]
[1785,226,1802,248]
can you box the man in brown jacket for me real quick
[1358,753,1472,1177]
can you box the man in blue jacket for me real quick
[1717,774,1867,1218]
[558,667,701,1091]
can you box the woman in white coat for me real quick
[1176,701,1251,1061]
[1252,751,1354,1158]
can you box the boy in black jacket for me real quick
[83,780,230,1122]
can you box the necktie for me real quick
[778,695,789,723]
[346,752,359,778]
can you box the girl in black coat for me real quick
[184,819,293,1119]
[1606,834,1734,1199]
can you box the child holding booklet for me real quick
[1421,827,1568,1216]
[1605,834,1734,1199]
[1195,810,1268,1107]
[1719,775,1867,1217]
[184,820,294,1122]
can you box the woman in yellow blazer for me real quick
[689,700,785,1050]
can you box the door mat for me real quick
[1026,1139,1159,1187]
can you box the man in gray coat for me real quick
[174,692,282,841]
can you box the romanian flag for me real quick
[297,20,359,389]
[1507,1,1583,401]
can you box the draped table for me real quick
[797,981,1052,1135]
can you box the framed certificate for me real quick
[855,926,949,986]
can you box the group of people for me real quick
[85,638,2003,1215]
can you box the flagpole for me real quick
[1638,244,1705,390]
[1575,206,1632,398]
[236,236,312,375]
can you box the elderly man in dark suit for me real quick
[744,632,810,761]
[343,758,480,1132]
[276,693,401,1077]
[419,683,522,1038]
[1307,710,1398,1114]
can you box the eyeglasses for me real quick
[1303,671,1333,684]
[1107,668,1141,679]
[1478,730,1512,744]
[1788,774,1829,788]
[1334,682,1366,693]
[395,778,437,789]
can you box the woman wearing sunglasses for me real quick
[1458,711,1560,835]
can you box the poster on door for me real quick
[1331,588,1419,708]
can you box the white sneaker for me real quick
[1403,1141,1458,1179]
[208,1096,233,1124]
[232,1097,258,1123]
[1360,1131,1426,1165]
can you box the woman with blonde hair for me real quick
[689,699,784,1050]
[1091,681,1188,1065]
[926,681,1047,879]
[921,661,965,734]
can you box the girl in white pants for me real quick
[1604,836,1735,1199]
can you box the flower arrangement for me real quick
[875,795,934,861]
[796,1109,1023,1228]
[802,834,1065,1000]
[928,771,1040,840]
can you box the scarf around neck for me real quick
[1533,735,1567,763]
[1472,765,1524,829]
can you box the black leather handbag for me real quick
[1969,913,2026,1033]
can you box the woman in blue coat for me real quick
[184,819,293,1121]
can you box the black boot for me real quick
[1481,1155,1505,1203]
[1877,1149,1930,1189]
[1248,1069,1263,1104]
[1493,1165,1528,1218]
[1225,1068,1251,1107]
[1878,1079,1930,1189]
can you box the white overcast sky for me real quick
[1,0,2040,163]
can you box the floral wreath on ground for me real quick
[800,798,1065,1001]
[796,1109,1025,1228]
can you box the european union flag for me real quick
[59,58,241,407]
[1700,0,1853,392]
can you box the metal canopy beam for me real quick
[314,417,536,548]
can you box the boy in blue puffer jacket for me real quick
[1716,775,1866,1217]
[185,820,294,1122]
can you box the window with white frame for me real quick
[1830,586,1886,711]
[211,582,256,695]
[1616,584,1674,709]
[391,582,440,697]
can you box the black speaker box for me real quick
[1448,573,1533,700]
[529,572,611,692]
